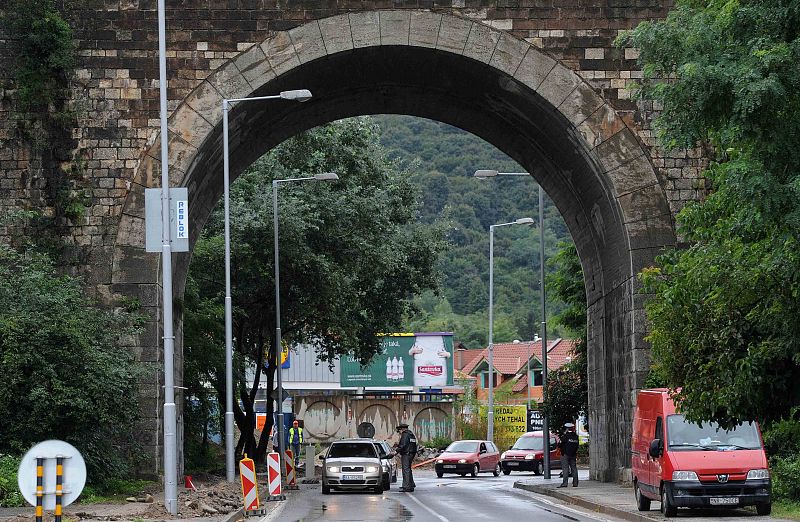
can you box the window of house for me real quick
[532,368,543,386]
[481,372,499,389]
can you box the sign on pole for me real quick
[144,187,190,252]
[18,440,86,512]
[528,408,544,432]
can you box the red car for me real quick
[500,431,562,475]
[435,440,501,477]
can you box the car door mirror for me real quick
[509,445,513,450]
[649,439,663,459]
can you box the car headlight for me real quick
[327,466,340,473]
[747,469,770,480]
[525,454,535,460]
[436,459,444,464]
[501,452,507,460]
[458,459,467,464]
[366,466,379,473]
[672,471,699,481]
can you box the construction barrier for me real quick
[266,452,285,501]
[238,454,260,512]
[284,450,298,490]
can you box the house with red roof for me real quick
[461,338,578,405]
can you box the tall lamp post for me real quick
[475,169,551,479]
[156,0,177,513]
[488,217,535,442]
[272,172,338,472]
[221,89,313,482]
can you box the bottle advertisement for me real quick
[340,332,453,388]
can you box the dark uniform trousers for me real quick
[401,452,416,490]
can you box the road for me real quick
[262,468,609,521]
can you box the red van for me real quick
[631,389,771,517]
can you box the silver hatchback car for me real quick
[322,439,384,494]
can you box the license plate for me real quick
[342,474,363,480]
[710,497,739,506]
[506,462,519,466]
[444,465,456,468]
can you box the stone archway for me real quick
[114,10,674,481]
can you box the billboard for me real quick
[483,405,528,451]
[340,333,454,388]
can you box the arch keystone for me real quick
[380,11,410,46]
[409,11,441,48]
[349,12,380,48]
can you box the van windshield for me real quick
[512,437,544,450]
[666,415,761,451]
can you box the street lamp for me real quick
[488,217,534,443]
[273,173,338,472]
[475,169,552,479]
[222,90,314,482]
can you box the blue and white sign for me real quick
[176,199,188,240]
[144,187,189,252]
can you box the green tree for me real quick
[0,245,144,484]
[541,242,587,428]
[620,0,800,426]
[186,118,446,464]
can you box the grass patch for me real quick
[774,500,800,520]
[77,479,157,505]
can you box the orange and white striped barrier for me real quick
[266,452,285,501]
[238,454,260,512]
[284,450,299,490]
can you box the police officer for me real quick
[558,422,580,487]
[288,419,304,471]
[396,423,417,492]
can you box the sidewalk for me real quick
[514,476,784,522]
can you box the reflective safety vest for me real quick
[288,427,304,444]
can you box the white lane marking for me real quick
[406,492,450,522]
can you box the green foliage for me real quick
[763,419,800,459]
[78,479,156,504]
[10,0,75,112]
[772,456,800,501]
[0,245,145,487]
[375,115,574,347]
[622,0,800,427]
[425,436,454,450]
[0,455,24,508]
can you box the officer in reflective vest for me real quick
[288,419,304,470]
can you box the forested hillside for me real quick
[372,115,575,347]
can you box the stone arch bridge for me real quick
[0,0,707,481]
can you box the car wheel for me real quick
[502,467,511,476]
[493,463,500,477]
[436,471,444,478]
[373,485,384,494]
[535,460,544,475]
[470,463,479,478]
[661,487,677,517]
[634,482,651,511]
[383,476,391,491]
[322,483,330,494]
[756,503,772,516]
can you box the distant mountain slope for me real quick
[371,115,574,347]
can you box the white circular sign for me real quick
[17,440,87,510]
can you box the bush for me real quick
[771,455,800,501]
[0,455,24,508]
[425,436,453,450]
[763,420,800,459]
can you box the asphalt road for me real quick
[262,468,612,522]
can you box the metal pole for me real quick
[540,185,550,479]
[157,0,177,512]
[487,225,495,442]
[273,180,286,477]
[222,101,235,482]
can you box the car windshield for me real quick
[328,443,378,458]
[444,441,479,453]
[667,415,761,450]
[512,436,544,450]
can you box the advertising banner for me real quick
[527,408,544,432]
[340,333,453,388]
[484,405,528,451]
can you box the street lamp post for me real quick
[221,89,314,482]
[272,172,338,471]
[475,169,551,478]
[488,217,534,442]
